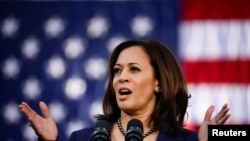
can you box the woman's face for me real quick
[113,46,159,114]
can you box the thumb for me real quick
[204,105,215,122]
[39,101,51,119]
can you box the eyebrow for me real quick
[114,62,141,67]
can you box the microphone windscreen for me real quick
[127,119,143,131]
[91,120,111,141]
[126,119,143,141]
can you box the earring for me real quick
[154,89,160,93]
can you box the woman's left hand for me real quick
[198,103,230,141]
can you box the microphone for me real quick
[125,119,143,141]
[91,120,111,141]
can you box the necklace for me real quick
[117,118,156,138]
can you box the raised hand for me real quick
[198,103,230,141]
[19,101,58,140]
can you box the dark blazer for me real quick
[69,122,198,141]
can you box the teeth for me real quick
[119,88,131,95]
[121,89,129,92]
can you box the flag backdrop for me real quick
[0,0,249,141]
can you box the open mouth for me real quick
[119,88,132,95]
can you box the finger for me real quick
[39,101,51,119]
[216,104,230,124]
[19,102,36,118]
[219,103,229,114]
[21,102,36,114]
[19,103,29,118]
[203,105,215,122]
[19,102,39,127]
[22,102,38,118]
[217,114,230,125]
[214,104,230,122]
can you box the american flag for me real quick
[0,0,249,141]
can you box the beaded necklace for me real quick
[117,118,156,138]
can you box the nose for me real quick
[118,70,129,83]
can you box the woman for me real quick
[19,39,230,141]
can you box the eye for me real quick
[130,66,140,72]
[113,67,121,74]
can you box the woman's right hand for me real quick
[19,101,58,140]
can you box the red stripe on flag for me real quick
[180,0,250,20]
[183,60,250,83]
[185,124,199,132]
